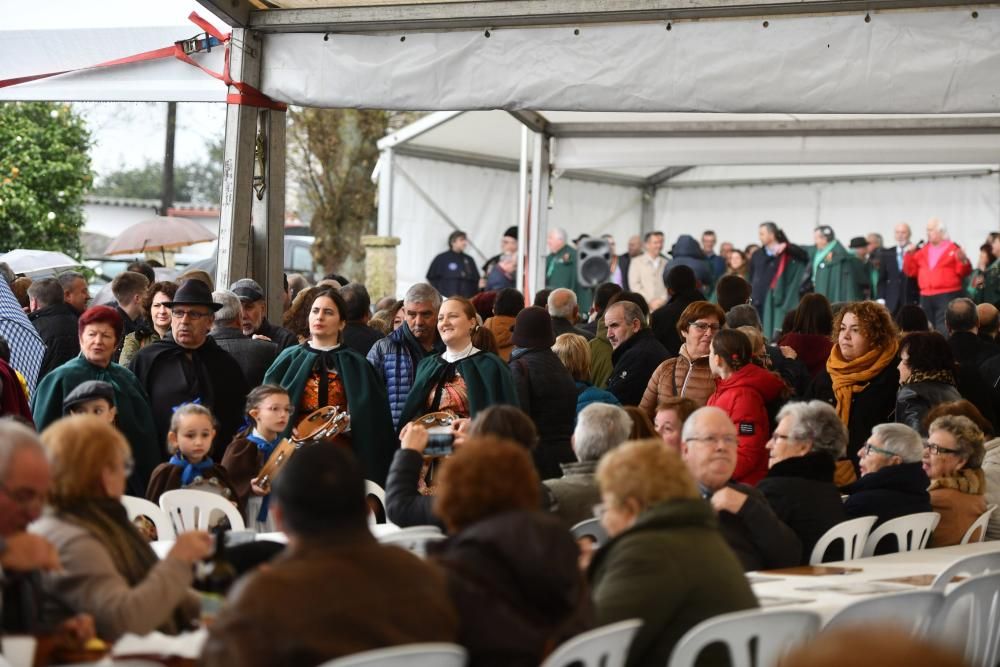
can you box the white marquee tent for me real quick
[2,0,999,301]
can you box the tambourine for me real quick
[257,405,352,491]
[184,476,233,500]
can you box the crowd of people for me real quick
[0,215,997,666]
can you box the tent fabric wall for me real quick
[262,8,1000,113]
[655,173,1000,257]
[547,178,644,252]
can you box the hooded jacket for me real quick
[429,511,593,667]
[707,363,787,485]
[663,235,713,292]
[483,315,516,362]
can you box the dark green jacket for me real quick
[762,248,810,341]
[808,242,869,304]
[589,498,758,667]
[982,258,1000,306]
[263,344,397,485]
[589,318,614,389]
[31,356,159,497]
[397,351,519,428]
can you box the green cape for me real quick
[762,250,810,341]
[31,356,159,496]
[808,242,869,304]
[263,344,397,485]
[398,351,520,429]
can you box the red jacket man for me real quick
[902,218,971,334]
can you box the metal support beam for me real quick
[640,186,656,236]
[528,133,551,300]
[548,116,1000,138]
[661,167,999,188]
[217,27,258,294]
[195,0,252,27]
[376,111,465,151]
[248,0,999,32]
[250,108,287,323]
[646,165,693,186]
[508,110,549,135]
[517,126,530,301]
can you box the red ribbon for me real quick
[0,12,286,111]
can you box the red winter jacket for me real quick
[707,363,787,486]
[902,242,971,296]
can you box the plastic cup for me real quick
[1,635,37,667]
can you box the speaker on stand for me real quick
[577,238,612,307]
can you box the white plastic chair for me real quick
[317,643,466,666]
[668,608,821,667]
[378,525,445,557]
[158,489,246,533]
[366,480,388,523]
[960,505,997,545]
[861,511,940,557]
[931,552,1000,591]
[809,516,877,564]
[121,494,175,540]
[825,590,944,635]
[540,619,642,667]
[932,572,1000,667]
[571,518,609,548]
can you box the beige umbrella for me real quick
[103,216,217,256]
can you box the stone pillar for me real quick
[362,235,401,300]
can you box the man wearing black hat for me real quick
[508,307,577,479]
[129,280,250,460]
[230,278,297,350]
[849,235,878,300]
[481,226,518,289]
[427,231,479,298]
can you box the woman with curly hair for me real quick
[429,437,592,667]
[895,332,961,435]
[807,300,899,484]
[925,415,988,546]
[281,285,321,344]
[118,281,177,368]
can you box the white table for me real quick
[748,541,1000,622]
[150,522,402,559]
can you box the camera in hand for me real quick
[424,432,454,457]
[193,526,237,625]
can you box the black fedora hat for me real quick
[164,278,223,311]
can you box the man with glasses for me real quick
[0,421,94,640]
[130,280,250,460]
[680,407,800,571]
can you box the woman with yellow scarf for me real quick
[807,301,900,486]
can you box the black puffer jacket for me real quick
[428,511,594,667]
[895,380,961,435]
[757,453,847,564]
[29,303,79,379]
[509,347,577,480]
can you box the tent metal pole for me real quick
[529,130,550,300]
[517,126,529,301]
[640,185,656,237]
[377,147,395,237]
[250,107,287,322]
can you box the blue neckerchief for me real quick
[246,431,283,523]
[168,453,215,486]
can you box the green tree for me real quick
[91,137,224,204]
[0,102,93,255]
[287,108,388,280]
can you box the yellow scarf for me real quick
[825,338,898,427]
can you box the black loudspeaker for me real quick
[577,238,612,288]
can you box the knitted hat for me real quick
[63,380,115,414]
[512,306,555,349]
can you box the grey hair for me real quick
[726,304,762,332]
[776,401,847,460]
[549,227,568,243]
[681,406,733,442]
[871,423,923,463]
[403,283,442,309]
[608,300,646,328]
[547,288,578,319]
[573,403,632,462]
[27,278,64,308]
[0,419,44,482]
[57,271,85,290]
[212,290,242,324]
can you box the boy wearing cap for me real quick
[62,380,117,423]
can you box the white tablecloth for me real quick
[749,540,1000,622]
[150,523,402,559]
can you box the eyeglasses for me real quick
[689,321,721,333]
[862,442,896,457]
[170,309,211,320]
[0,480,46,512]
[123,458,135,477]
[770,432,795,443]
[684,435,739,448]
[923,442,963,456]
